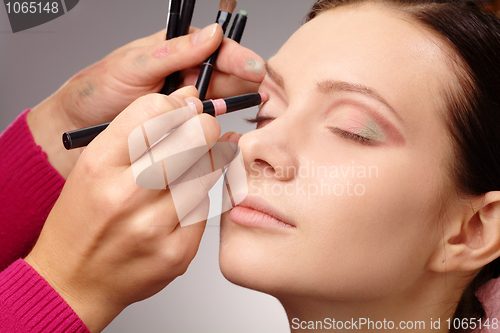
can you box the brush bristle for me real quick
[219,0,237,13]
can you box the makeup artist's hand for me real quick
[179,27,266,98]
[25,86,241,333]
[27,23,265,179]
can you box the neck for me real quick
[278,272,465,333]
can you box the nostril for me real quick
[254,159,272,169]
[249,159,273,174]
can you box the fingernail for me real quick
[192,24,218,45]
[228,132,243,145]
[185,97,200,114]
[245,59,265,74]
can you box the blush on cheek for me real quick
[153,46,173,58]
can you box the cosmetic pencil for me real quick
[165,0,182,40]
[62,92,268,150]
[228,10,247,43]
[195,0,237,100]
[177,0,196,36]
[160,0,183,95]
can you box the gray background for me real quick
[0,1,315,332]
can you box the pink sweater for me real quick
[0,110,89,332]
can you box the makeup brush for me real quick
[195,0,237,100]
[228,10,247,43]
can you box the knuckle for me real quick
[139,93,168,113]
[135,93,183,119]
[96,182,136,217]
[198,113,221,140]
[162,242,190,273]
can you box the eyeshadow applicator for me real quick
[61,92,268,150]
[195,0,237,100]
[228,10,247,43]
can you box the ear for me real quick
[427,191,500,273]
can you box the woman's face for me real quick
[220,4,458,300]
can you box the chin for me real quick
[218,210,296,296]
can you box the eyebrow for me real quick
[265,62,403,123]
[316,80,403,122]
[265,63,285,90]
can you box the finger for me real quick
[163,131,240,222]
[221,134,248,212]
[183,30,266,83]
[214,38,266,83]
[182,70,260,99]
[132,113,221,189]
[161,197,207,268]
[117,24,223,85]
[127,85,211,164]
[162,134,239,187]
[128,97,199,164]
[128,29,168,47]
[179,195,210,227]
[87,87,210,167]
[103,30,168,58]
[168,165,223,223]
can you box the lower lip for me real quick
[228,206,295,230]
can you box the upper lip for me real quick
[236,196,296,228]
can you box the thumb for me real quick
[128,24,223,81]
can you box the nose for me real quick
[237,122,298,182]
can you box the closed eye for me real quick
[329,127,375,146]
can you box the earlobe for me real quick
[427,191,500,273]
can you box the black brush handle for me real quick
[62,122,110,150]
[195,11,232,100]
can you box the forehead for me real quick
[268,3,456,124]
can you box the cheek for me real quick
[297,154,444,297]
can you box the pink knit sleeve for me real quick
[476,277,500,333]
[0,260,90,333]
[0,110,65,271]
[0,110,90,332]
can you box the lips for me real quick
[228,196,296,230]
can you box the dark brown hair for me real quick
[306,1,500,332]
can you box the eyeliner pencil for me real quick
[228,10,247,43]
[177,0,196,36]
[62,92,268,150]
[161,0,197,95]
[195,0,237,100]
[160,0,182,95]
[166,0,182,40]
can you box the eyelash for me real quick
[246,117,373,146]
[330,128,373,145]
[246,92,377,148]
[244,115,275,124]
